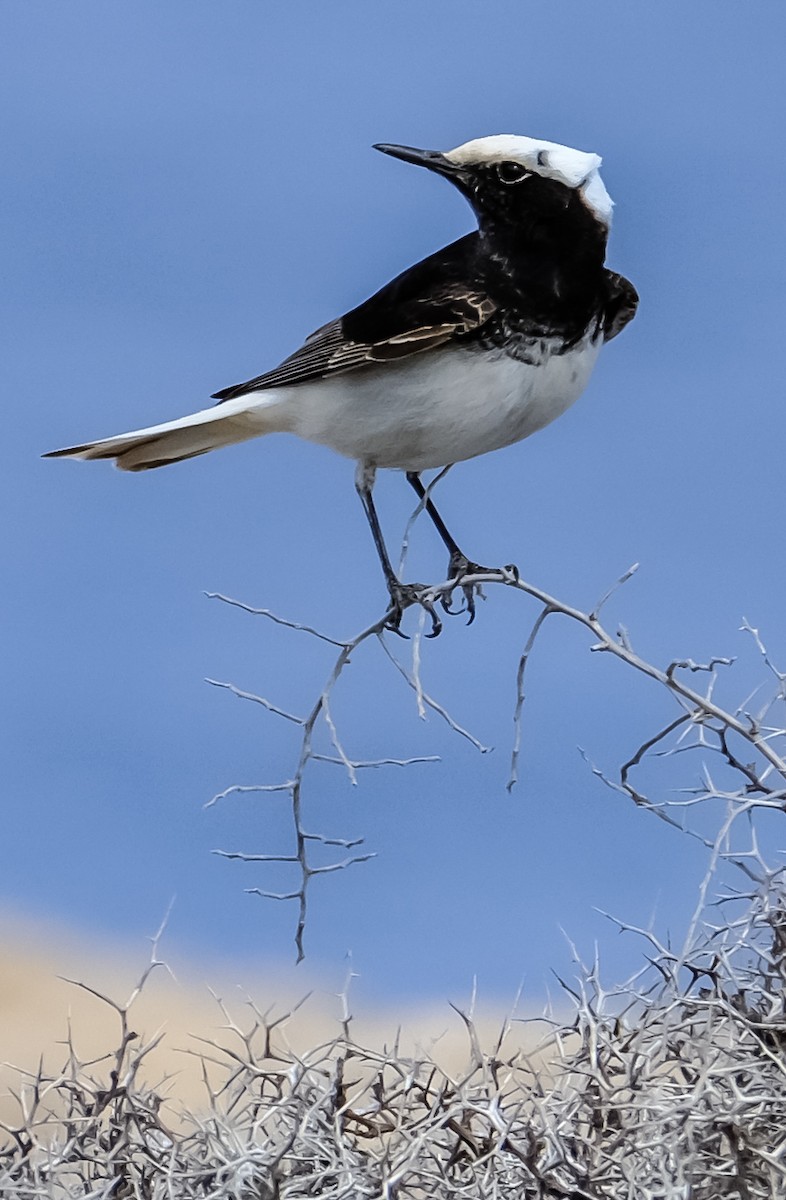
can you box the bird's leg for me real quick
[406,470,464,560]
[355,463,442,637]
[406,471,518,623]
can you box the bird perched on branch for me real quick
[46,134,637,635]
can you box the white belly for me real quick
[279,334,602,471]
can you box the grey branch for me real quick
[6,877,786,1194]
[207,557,786,961]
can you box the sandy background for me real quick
[0,912,551,1130]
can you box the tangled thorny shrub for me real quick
[2,875,785,1198]
[205,569,786,961]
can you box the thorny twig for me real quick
[206,551,786,960]
[4,871,786,1196]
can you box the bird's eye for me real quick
[495,161,529,185]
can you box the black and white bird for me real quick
[46,134,637,633]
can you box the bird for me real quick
[45,134,638,635]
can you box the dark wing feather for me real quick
[212,234,496,402]
[211,320,371,397]
[602,271,639,342]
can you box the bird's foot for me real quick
[442,553,520,624]
[384,580,443,639]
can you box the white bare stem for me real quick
[205,591,346,646]
[398,465,452,576]
[378,632,491,752]
[205,678,304,726]
[507,604,552,792]
[207,562,786,962]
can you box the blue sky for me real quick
[3,2,786,1010]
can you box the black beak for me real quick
[373,143,460,179]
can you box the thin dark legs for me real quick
[355,463,517,634]
[355,463,442,636]
[355,463,399,592]
[405,471,463,559]
[406,471,519,623]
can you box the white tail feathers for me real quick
[44,394,283,472]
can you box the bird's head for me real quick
[374,134,613,242]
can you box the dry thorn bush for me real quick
[1,873,785,1196]
[12,490,786,1193]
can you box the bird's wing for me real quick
[212,235,496,401]
[602,271,639,342]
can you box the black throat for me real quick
[475,184,609,342]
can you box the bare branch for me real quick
[206,558,786,962]
[507,604,553,792]
[204,678,304,725]
[205,590,346,646]
[590,561,639,621]
[378,631,491,752]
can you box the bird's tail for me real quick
[43,393,283,472]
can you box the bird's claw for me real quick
[384,581,443,639]
[442,554,520,624]
[383,559,518,637]
[442,552,488,624]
